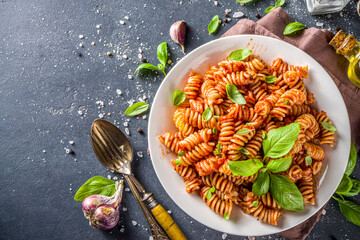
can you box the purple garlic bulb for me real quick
[82,180,124,230]
[170,20,187,54]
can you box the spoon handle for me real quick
[124,175,169,240]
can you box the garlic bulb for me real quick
[170,20,187,54]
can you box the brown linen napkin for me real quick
[221,7,360,240]
[222,7,360,151]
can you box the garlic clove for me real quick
[170,20,187,54]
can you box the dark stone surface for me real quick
[0,0,359,239]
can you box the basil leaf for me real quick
[226,83,247,105]
[157,42,168,67]
[245,123,251,127]
[236,0,254,3]
[208,15,220,35]
[265,6,276,14]
[236,128,250,136]
[173,90,186,106]
[228,159,263,177]
[202,107,213,122]
[227,49,252,61]
[266,157,292,173]
[264,75,277,84]
[262,123,300,159]
[175,158,182,165]
[178,151,185,156]
[212,127,218,135]
[125,102,149,116]
[224,212,230,221]
[343,179,360,197]
[336,175,353,195]
[206,190,212,200]
[252,200,259,207]
[305,155,312,166]
[209,186,215,193]
[262,131,266,139]
[275,0,285,7]
[345,141,357,176]
[333,197,360,227]
[269,174,304,211]
[134,63,159,74]
[252,171,270,196]
[239,147,250,155]
[283,22,306,35]
[214,142,222,155]
[320,122,337,132]
[213,115,220,119]
[74,176,116,201]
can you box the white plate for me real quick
[148,35,351,236]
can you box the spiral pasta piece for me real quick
[179,128,212,151]
[200,186,233,217]
[182,107,218,130]
[261,192,281,210]
[303,142,325,161]
[195,155,221,176]
[270,89,306,121]
[158,131,181,154]
[171,160,201,194]
[201,80,223,105]
[184,71,202,100]
[295,114,320,143]
[174,108,195,136]
[181,142,215,166]
[315,111,336,147]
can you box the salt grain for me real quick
[137,151,143,157]
[248,237,255,240]
[125,188,130,192]
[113,176,118,181]
[122,54,128,59]
[123,207,128,212]
[167,210,172,214]
[98,113,104,119]
[107,175,112,179]
[116,89,122,95]
[120,20,125,25]
[125,128,130,135]
[123,122,129,127]
[120,228,125,232]
[322,209,326,215]
[132,220,137,226]
[149,237,154,240]
[79,34,84,39]
[316,22,324,27]
[79,43,84,48]
[128,75,133,80]
[96,24,101,29]
[69,141,74,145]
[222,233,227,239]
[233,11,244,18]
[124,16,130,20]
[214,1,218,6]
[78,110,83,115]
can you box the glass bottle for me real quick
[306,0,351,15]
[329,30,360,88]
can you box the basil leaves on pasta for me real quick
[226,83,246,105]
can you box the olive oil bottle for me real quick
[330,30,360,88]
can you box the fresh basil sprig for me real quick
[135,42,168,76]
[227,49,252,61]
[214,143,222,155]
[320,121,337,132]
[266,157,292,173]
[270,174,304,211]
[283,22,306,35]
[175,158,182,165]
[206,186,216,200]
[202,107,213,122]
[305,155,312,166]
[333,197,360,227]
[265,6,276,14]
[173,90,186,106]
[208,15,220,35]
[74,176,116,201]
[343,179,360,197]
[125,102,149,116]
[228,159,263,177]
[239,147,250,155]
[178,151,185,157]
[345,141,357,176]
[262,123,300,159]
[252,171,270,196]
[264,75,277,84]
[336,175,353,195]
[236,128,250,136]
[226,83,247,105]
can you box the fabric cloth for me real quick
[221,7,360,240]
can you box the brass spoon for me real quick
[91,119,186,240]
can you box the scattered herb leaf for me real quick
[265,6,276,14]
[224,212,230,221]
[264,75,277,83]
[283,22,306,35]
[212,127,218,135]
[226,83,247,105]
[74,176,116,201]
[157,42,168,67]
[275,0,285,7]
[175,158,182,165]
[208,15,220,35]
[236,128,250,136]
[305,155,312,166]
[239,147,250,155]
[320,122,337,132]
[228,159,263,177]
[202,107,213,122]
[345,141,357,176]
[227,49,252,61]
[333,197,360,227]
[125,102,149,116]
[343,179,360,197]
[336,175,353,195]
[173,90,187,106]
[252,200,259,207]
[214,142,222,155]
[252,171,270,196]
[266,157,292,173]
[178,151,185,157]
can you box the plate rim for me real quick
[148,34,351,236]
